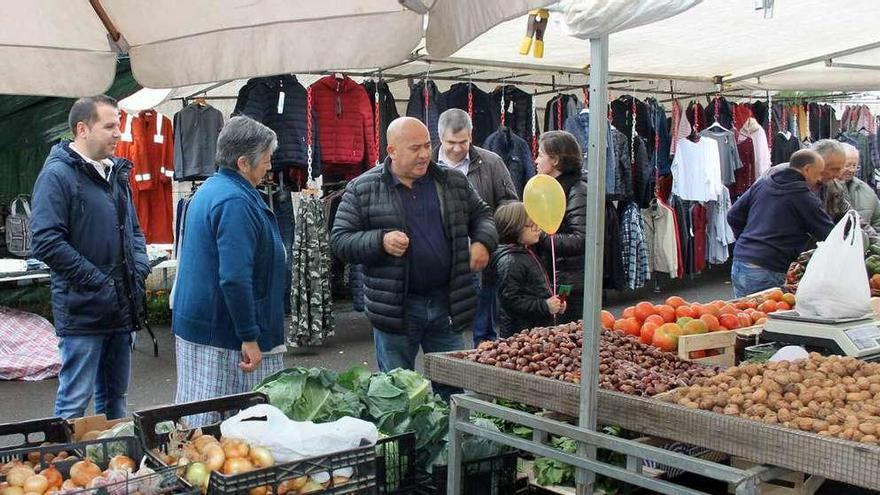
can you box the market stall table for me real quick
[425,352,880,491]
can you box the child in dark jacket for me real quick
[489,202,566,338]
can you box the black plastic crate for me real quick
[375,433,416,495]
[134,392,379,495]
[417,452,519,495]
[134,392,270,455]
[207,444,377,495]
[0,417,72,458]
[0,436,196,495]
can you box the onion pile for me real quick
[0,456,135,495]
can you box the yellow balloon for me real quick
[523,175,566,235]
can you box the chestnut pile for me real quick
[661,353,880,444]
[453,322,715,396]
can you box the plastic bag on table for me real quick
[796,210,872,319]
[220,404,378,464]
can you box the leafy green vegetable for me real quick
[254,367,363,422]
[388,368,430,410]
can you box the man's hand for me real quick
[383,231,410,257]
[240,341,262,372]
[469,242,490,272]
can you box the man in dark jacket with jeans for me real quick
[30,95,150,419]
[435,108,517,345]
[728,149,834,298]
[331,117,497,399]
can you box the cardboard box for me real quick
[69,414,128,441]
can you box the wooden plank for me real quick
[424,353,880,490]
[677,332,736,367]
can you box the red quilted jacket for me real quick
[310,75,377,176]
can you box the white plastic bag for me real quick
[220,404,378,464]
[796,210,872,318]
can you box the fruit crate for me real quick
[134,393,380,495]
[0,417,72,459]
[677,331,736,367]
[414,451,519,495]
[0,435,195,495]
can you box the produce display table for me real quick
[425,352,880,491]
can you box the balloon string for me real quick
[551,234,558,295]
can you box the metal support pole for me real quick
[576,34,609,495]
[447,396,468,495]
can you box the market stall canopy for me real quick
[0,0,554,97]
[451,0,880,91]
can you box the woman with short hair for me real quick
[172,116,286,425]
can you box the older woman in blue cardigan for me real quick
[172,116,286,426]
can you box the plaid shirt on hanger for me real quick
[620,202,650,290]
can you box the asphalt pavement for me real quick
[0,267,735,424]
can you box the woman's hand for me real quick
[546,296,564,315]
[240,341,263,372]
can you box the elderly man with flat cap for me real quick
[331,117,497,399]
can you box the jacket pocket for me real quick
[65,279,122,329]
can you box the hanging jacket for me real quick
[646,98,672,175]
[438,83,499,146]
[406,80,443,145]
[489,243,554,338]
[481,127,536,200]
[491,85,537,143]
[234,75,322,174]
[310,75,377,177]
[563,111,617,198]
[702,96,734,130]
[173,103,224,181]
[330,159,497,335]
[30,142,150,336]
[362,80,399,163]
[432,145,518,211]
[641,199,679,277]
[537,170,588,296]
[544,94,581,131]
[618,201,650,290]
[603,200,626,290]
[611,128,633,200]
[611,95,651,147]
[631,135,654,209]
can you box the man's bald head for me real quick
[386,117,432,186]
[789,149,824,187]
[387,117,430,147]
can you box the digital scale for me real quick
[762,310,880,361]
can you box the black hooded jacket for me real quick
[489,243,553,337]
[728,167,834,272]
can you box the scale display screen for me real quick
[844,324,880,351]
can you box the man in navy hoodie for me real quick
[30,96,149,419]
[728,149,834,298]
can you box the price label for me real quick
[845,324,880,351]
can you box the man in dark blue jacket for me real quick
[727,149,834,298]
[331,117,497,400]
[30,95,150,419]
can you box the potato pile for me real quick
[453,322,715,396]
[662,353,880,444]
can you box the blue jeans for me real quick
[373,289,464,401]
[731,260,786,299]
[55,332,133,420]
[471,275,497,346]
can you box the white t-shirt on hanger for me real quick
[670,137,723,202]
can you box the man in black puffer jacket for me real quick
[331,117,497,399]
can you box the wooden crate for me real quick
[727,458,825,495]
[677,331,736,367]
[424,352,880,490]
